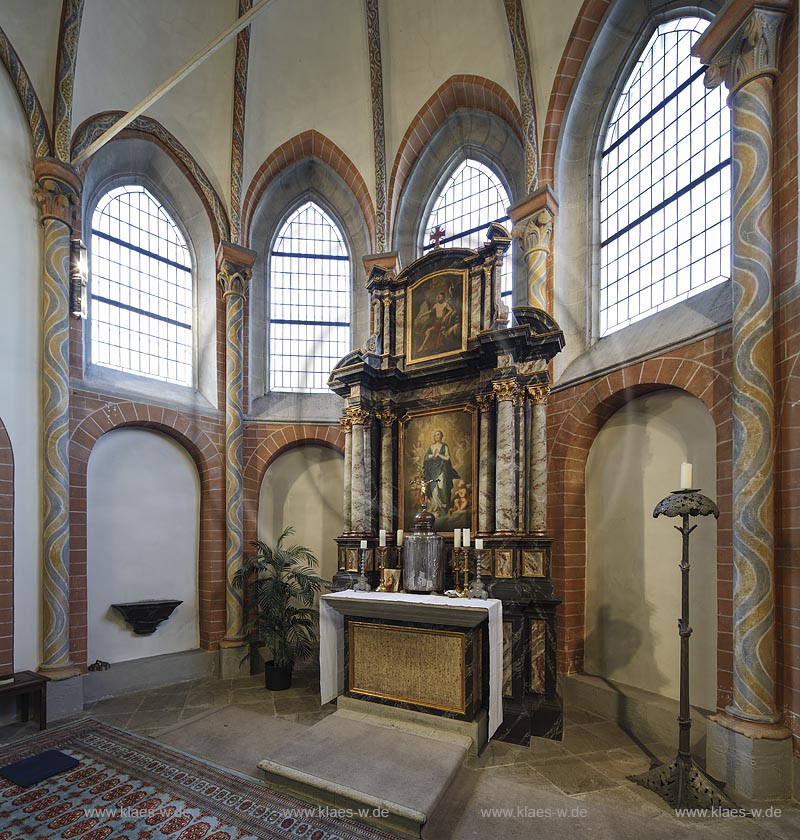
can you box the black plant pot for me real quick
[264,661,292,691]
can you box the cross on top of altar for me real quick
[429,225,446,248]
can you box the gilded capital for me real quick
[493,379,520,402]
[346,407,372,426]
[376,409,396,428]
[475,392,495,412]
[216,241,256,300]
[693,2,789,96]
[33,158,81,227]
[527,384,550,405]
[340,415,353,433]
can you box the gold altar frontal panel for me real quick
[348,622,466,714]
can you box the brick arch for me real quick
[242,425,345,546]
[69,402,225,668]
[387,75,522,243]
[0,418,13,675]
[539,0,611,187]
[548,342,734,711]
[241,130,376,250]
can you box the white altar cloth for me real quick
[319,590,503,738]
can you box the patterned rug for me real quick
[0,719,402,839]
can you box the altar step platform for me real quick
[258,705,471,838]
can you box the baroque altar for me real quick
[328,223,565,743]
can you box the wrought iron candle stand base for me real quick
[353,548,372,592]
[630,489,734,809]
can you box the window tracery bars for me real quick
[423,159,512,299]
[90,185,193,385]
[599,17,731,336]
[269,201,351,392]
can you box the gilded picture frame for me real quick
[521,549,546,578]
[495,549,514,579]
[399,403,477,534]
[405,269,469,366]
[380,567,402,592]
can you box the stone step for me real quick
[258,710,469,838]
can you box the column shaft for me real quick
[341,418,353,533]
[377,410,395,532]
[528,386,549,533]
[34,159,80,679]
[494,381,519,532]
[476,394,495,533]
[217,242,255,646]
[728,77,779,723]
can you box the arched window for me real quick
[269,201,351,393]
[90,185,193,385]
[423,159,512,299]
[599,17,730,335]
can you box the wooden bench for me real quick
[0,671,48,730]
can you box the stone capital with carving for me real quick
[493,379,521,402]
[33,158,81,227]
[217,240,256,300]
[340,415,353,433]
[527,384,550,405]
[693,1,790,96]
[475,392,495,412]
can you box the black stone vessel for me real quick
[111,599,183,635]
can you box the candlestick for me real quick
[680,462,692,489]
[379,529,386,547]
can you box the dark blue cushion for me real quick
[0,749,79,787]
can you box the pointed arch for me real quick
[242,130,376,250]
[387,75,522,244]
[71,112,230,245]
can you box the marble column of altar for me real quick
[377,409,395,533]
[493,380,520,533]
[349,408,372,534]
[516,391,526,533]
[341,415,353,533]
[476,393,495,533]
[693,0,791,799]
[34,158,81,680]
[216,241,255,653]
[528,385,549,533]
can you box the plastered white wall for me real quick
[0,1,62,123]
[87,428,199,664]
[257,446,343,586]
[382,0,518,175]
[0,68,42,672]
[584,389,717,710]
[73,0,235,207]
[244,0,374,200]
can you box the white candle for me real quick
[453,529,462,548]
[680,462,693,489]
[379,529,386,547]
[463,528,470,547]
[360,539,367,550]
[396,529,404,547]
[475,538,483,550]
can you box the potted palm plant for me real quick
[232,526,325,690]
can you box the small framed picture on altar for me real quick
[380,567,402,592]
[522,549,546,578]
[495,549,514,578]
[406,269,469,366]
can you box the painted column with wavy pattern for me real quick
[34,158,81,679]
[365,0,388,251]
[694,1,789,727]
[217,242,255,646]
[230,0,252,245]
[52,0,85,163]
[509,186,558,312]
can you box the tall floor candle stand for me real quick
[630,488,735,809]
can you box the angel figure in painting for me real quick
[423,429,460,516]
[449,479,471,514]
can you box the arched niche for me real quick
[584,388,717,710]
[257,445,343,585]
[87,427,200,663]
